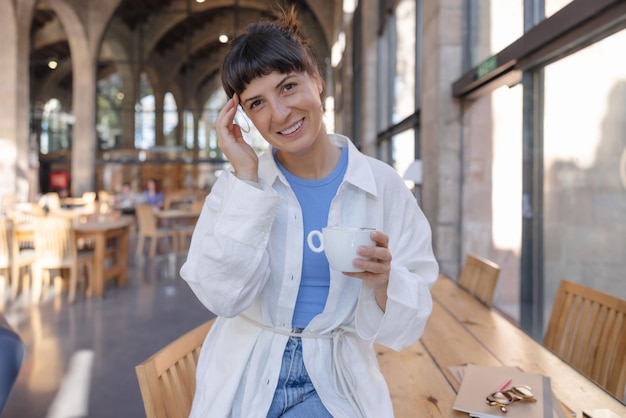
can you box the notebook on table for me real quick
[452,364,554,418]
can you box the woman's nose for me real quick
[269,99,290,120]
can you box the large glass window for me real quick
[134,73,155,149]
[545,0,574,19]
[184,110,194,150]
[96,73,123,150]
[163,92,178,145]
[393,0,415,123]
[392,130,414,178]
[490,84,523,320]
[466,1,524,69]
[542,29,626,328]
[376,0,420,180]
[40,98,72,155]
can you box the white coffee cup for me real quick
[307,226,375,272]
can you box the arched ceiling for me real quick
[29,0,334,110]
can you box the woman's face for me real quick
[238,70,325,155]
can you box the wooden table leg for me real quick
[91,234,106,298]
[116,227,128,286]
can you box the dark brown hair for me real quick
[221,6,322,99]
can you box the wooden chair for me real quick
[38,192,61,213]
[136,319,215,418]
[544,280,626,399]
[31,216,94,303]
[81,191,97,213]
[163,190,185,210]
[0,219,35,307]
[457,253,501,306]
[135,204,176,257]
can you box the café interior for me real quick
[0,0,625,417]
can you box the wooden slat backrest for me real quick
[136,319,214,418]
[544,280,626,400]
[457,254,501,306]
[135,204,159,235]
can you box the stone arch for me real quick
[45,0,97,195]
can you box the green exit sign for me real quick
[477,55,497,78]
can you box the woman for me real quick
[180,7,438,417]
[141,178,163,210]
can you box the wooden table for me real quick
[74,219,131,298]
[376,275,626,417]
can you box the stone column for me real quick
[119,69,137,150]
[359,0,379,156]
[48,0,121,196]
[421,0,464,277]
[154,90,165,146]
[0,0,36,202]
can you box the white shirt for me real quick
[180,134,438,417]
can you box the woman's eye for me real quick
[283,83,296,92]
[249,99,262,109]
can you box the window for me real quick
[376,0,420,183]
[134,73,155,149]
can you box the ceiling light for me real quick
[48,60,58,70]
[218,33,229,43]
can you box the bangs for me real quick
[221,26,313,98]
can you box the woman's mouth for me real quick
[279,119,304,136]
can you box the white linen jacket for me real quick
[180,134,438,417]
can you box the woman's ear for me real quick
[313,72,323,96]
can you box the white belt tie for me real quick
[240,315,365,418]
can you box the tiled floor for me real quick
[2,244,213,418]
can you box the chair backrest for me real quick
[32,216,77,267]
[81,192,97,204]
[82,192,98,213]
[135,204,158,234]
[544,280,626,399]
[457,254,501,306]
[136,319,215,418]
[38,192,61,213]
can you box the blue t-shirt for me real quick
[142,191,163,207]
[275,147,348,328]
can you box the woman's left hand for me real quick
[344,230,392,309]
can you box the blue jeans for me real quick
[266,336,333,418]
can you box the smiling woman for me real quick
[179,5,438,418]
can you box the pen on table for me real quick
[496,377,512,392]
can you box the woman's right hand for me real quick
[216,94,259,182]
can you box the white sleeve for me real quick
[355,177,438,351]
[180,171,283,317]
